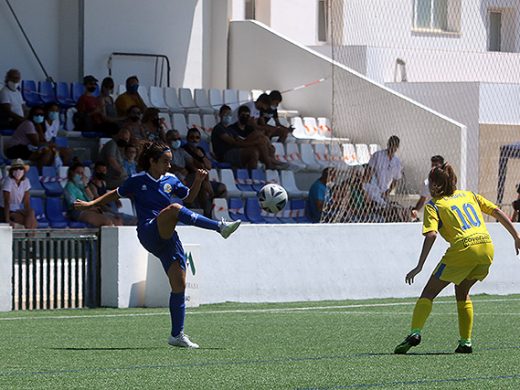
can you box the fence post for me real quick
[0,225,13,311]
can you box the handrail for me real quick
[107,52,171,87]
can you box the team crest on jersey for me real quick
[141,184,147,191]
[163,183,172,193]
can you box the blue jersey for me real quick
[117,171,189,227]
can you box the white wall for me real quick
[98,224,520,307]
[479,83,520,124]
[0,226,13,311]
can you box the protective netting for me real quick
[321,0,520,223]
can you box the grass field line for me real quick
[1,296,520,322]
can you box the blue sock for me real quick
[170,292,186,337]
[177,206,220,231]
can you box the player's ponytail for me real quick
[429,163,457,197]
[137,141,170,172]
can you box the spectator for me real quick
[142,107,166,143]
[122,144,138,177]
[261,90,291,142]
[4,105,53,168]
[97,77,118,121]
[122,105,146,143]
[44,102,72,166]
[0,68,25,130]
[165,129,191,182]
[411,155,445,220]
[183,127,227,217]
[99,127,131,189]
[242,93,289,141]
[75,75,119,135]
[511,184,520,222]
[306,167,330,223]
[64,162,121,227]
[115,75,146,117]
[0,158,37,228]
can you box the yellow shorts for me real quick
[432,243,494,285]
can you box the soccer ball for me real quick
[258,183,288,213]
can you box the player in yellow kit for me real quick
[394,163,520,354]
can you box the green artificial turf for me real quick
[1,295,520,389]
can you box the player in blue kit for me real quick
[74,141,241,348]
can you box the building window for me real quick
[245,0,255,20]
[318,0,329,42]
[414,0,453,31]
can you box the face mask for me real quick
[127,84,139,93]
[95,172,106,180]
[48,111,59,121]
[116,139,129,148]
[73,174,84,187]
[33,115,44,124]
[171,140,181,150]
[222,115,232,126]
[87,86,97,93]
[7,81,19,90]
[12,169,24,180]
[239,116,249,125]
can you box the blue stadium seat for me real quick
[54,136,69,148]
[0,129,15,136]
[56,82,75,108]
[41,167,64,197]
[290,199,312,223]
[228,198,246,221]
[235,169,256,193]
[26,166,45,196]
[71,82,85,103]
[45,197,69,229]
[244,197,266,224]
[251,169,267,192]
[29,197,49,228]
[21,80,42,107]
[39,81,57,104]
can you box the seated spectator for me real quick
[75,75,119,135]
[99,127,131,189]
[306,168,330,223]
[242,93,289,141]
[0,68,25,130]
[0,158,37,228]
[97,77,119,121]
[183,127,227,217]
[122,105,146,143]
[44,102,72,166]
[261,90,291,142]
[165,129,191,182]
[4,105,53,168]
[122,144,138,177]
[115,75,146,117]
[411,155,445,220]
[64,162,121,227]
[142,107,166,143]
[88,161,136,225]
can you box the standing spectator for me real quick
[0,69,25,130]
[142,107,166,143]
[306,168,330,223]
[4,105,53,168]
[411,155,445,220]
[64,162,121,227]
[0,158,37,228]
[97,77,118,121]
[115,75,146,117]
[99,127,131,189]
[183,128,227,217]
[165,129,191,182]
[75,75,119,135]
[122,144,138,177]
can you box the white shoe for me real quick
[219,218,241,239]
[168,332,199,348]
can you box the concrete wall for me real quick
[480,83,520,124]
[0,226,13,311]
[97,224,520,307]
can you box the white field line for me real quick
[1,297,520,322]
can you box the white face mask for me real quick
[7,81,19,91]
[12,169,24,180]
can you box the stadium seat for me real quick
[303,117,321,140]
[98,137,112,152]
[201,114,217,139]
[212,198,232,221]
[369,144,381,155]
[26,166,45,196]
[220,169,255,198]
[0,128,15,136]
[55,136,68,148]
[290,199,311,223]
[342,143,360,166]
[317,117,333,139]
[41,166,64,197]
[272,142,289,165]
[39,81,57,104]
[223,89,239,110]
[208,169,219,182]
[164,88,184,114]
[244,197,266,224]
[300,143,322,171]
[329,143,344,166]
[208,89,223,113]
[187,113,202,130]
[313,143,332,168]
[172,113,189,138]
[56,82,75,108]
[251,89,264,100]
[228,197,246,221]
[137,86,151,107]
[45,197,69,229]
[58,166,69,188]
[285,143,307,170]
[149,86,168,110]
[238,90,252,107]
[265,169,281,185]
[235,169,256,193]
[251,168,267,192]
[30,197,49,228]
[194,89,215,114]
[178,88,199,114]
[158,112,172,130]
[71,82,85,103]
[118,198,135,216]
[356,144,371,165]
[259,207,283,224]
[21,80,41,106]
[280,170,307,198]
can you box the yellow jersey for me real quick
[423,190,497,248]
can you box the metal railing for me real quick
[107,52,171,87]
[12,229,100,310]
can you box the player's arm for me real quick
[492,208,520,255]
[405,231,437,284]
[74,189,120,211]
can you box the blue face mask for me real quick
[33,115,44,124]
[48,111,59,121]
[171,140,181,150]
[127,84,139,93]
[222,115,232,126]
[73,174,84,187]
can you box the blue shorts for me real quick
[137,219,186,273]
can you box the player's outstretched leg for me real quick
[175,205,241,238]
